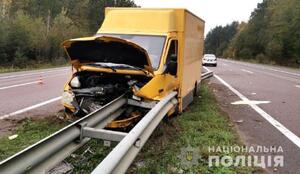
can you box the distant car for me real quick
[202,54,217,67]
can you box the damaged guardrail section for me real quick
[0,95,127,174]
[201,71,213,80]
[92,92,178,174]
[0,92,177,174]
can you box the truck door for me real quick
[165,39,178,76]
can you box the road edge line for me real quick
[204,66,300,149]
[0,68,69,80]
[0,97,62,120]
[0,81,40,90]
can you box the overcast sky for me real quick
[134,0,263,35]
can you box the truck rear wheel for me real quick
[194,83,199,97]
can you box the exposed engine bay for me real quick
[61,36,172,128]
[66,71,152,124]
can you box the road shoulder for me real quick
[209,79,300,174]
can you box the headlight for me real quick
[61,91,75,106]
[70,76,81,88]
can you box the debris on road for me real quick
[235,120,244,123]
[48,161,73,174]
[8,134,18,140]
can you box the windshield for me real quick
[97,34,166,70]
[204,54,216,59]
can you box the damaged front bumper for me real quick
[61,35,178,128]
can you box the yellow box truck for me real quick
[61,8,205,128]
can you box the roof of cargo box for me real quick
[97,8,204,35]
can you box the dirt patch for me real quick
[127,121,181,174]
[208,81,272,174]
[0,120,18,137]
[0,109,65,138]
[208,82,250,144]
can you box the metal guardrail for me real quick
[92,92,178,174]
[0,70,211,173]
[0,92,178,174]
[201,70,213,80]
[0,95,127,174]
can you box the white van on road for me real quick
[202,54,217,67]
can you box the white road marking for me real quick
[222,59,300,77]
[204,66,300,149]
[269,68,300,77]
[231,100,270,105]
[241,69,254,74]
[203,66,211,72]
[0,68,68,80]
[222,60,300,84]
[0,73,68,87]
[296,85,300,88]
[253,69,300,84]
[0,81,41,90]
[251,92,257,95]
[0,97,62,120]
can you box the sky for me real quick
[134,0,263,35]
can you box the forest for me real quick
[0,0,136,68]
[1,0,299,69]
[205,0,300,67]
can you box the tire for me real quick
[193,83,199,97]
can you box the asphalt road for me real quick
[0,67,71,123]
[206,59,300,174]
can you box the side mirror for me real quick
[169,54,177,61]
[164,58,177,76]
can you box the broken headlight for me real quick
[61,91,75,107]
[70,76,81,88]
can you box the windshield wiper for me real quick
[88,62,149,75]
[112,63,149,75]
[87,63,117,72]
[127,65,149,75]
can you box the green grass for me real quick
[0,63,68,73]
[66,83,261,173]
[0,118,66,161]
[129,83,262,174]
[65,140,114,173]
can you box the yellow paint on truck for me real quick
[100,8,205,111]
[62,8,204,126]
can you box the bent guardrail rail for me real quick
[0,92,178,174]
[92,92,178,174]
[0,95,127,174]
[201,70,213,80]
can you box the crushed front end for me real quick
[61,35,178,129]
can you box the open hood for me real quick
[62,36,153,74]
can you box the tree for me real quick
[208,0,300,67]
[204,22,239,56]
[0,0,137,68]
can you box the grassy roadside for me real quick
[0,63,68,74]
[66,83,261,173]
[128,83,260,174]
[0,83,261,173]
[0,118,66,161]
